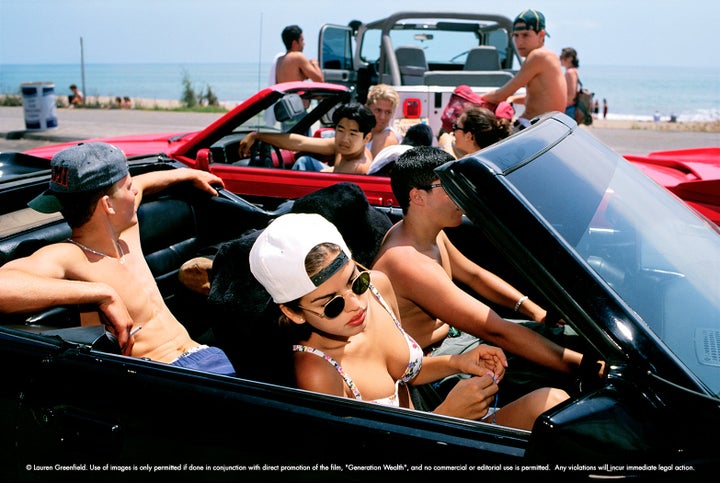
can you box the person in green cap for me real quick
[481,9,566,131]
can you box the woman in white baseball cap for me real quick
[249,213,568,429]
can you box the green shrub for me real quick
[0,94,22,106]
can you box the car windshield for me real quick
[234,90,346,135]
[360,19,511,66]
[503,127,720,395]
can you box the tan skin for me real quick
[281,251,568,429]
[275,33,324,83]
[439,112,488,159]
[372,180,583,375]
[367,98,400,158]
[70,86,83,105]
[482,29,566,121]
[0,169,224,359]
[560,55,579,108]
[238,118,373,174]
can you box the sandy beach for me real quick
[580,118,720,154]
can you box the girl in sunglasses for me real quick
[249,213,567,429]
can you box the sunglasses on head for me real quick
[299,270,371,319]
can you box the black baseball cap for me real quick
[513,9,549,36]
[28,142,129,213]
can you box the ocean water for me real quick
[1,62,718,122]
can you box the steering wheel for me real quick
[249,140,285,169]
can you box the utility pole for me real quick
[80,36,86,102]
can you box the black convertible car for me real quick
[0,113,717,482]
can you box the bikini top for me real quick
[293,283,423,407]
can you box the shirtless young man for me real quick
[481,9,566,129]
[274,25,324,83]
[371,147,584,381]
[0,142,236,375]
[239,102,376,174]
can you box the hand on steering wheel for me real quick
[249,140,286,169]
[238,132,257,158]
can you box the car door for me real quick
[319,24,356,88]
[1,325,534,480]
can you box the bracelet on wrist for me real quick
[514,295,529,312]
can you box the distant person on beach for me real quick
[121,96,133,109]
[593,99,600,119]
[273,25,324,84]
[481,9,566,131]
[239,102,376,174]
[603,98,608,119]
[68,84,83,106]
[560,47,579,120]
[365,84,402,159]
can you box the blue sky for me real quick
[1,0,718,68]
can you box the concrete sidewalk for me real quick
[0,106,223,143]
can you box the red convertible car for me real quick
[20,82,720,224]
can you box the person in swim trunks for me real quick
[0,142,236,376]
[249,212,568,429]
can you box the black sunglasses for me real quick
[299,270,371,319]
[452,121,467,132]
[418,183,443,191]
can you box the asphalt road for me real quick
[1,106,718,155]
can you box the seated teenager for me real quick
[249,212,569,430]
[0,142,236,376]
[238,103,376,175]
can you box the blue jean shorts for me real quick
[169,345,236,376]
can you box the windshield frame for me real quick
[439,114,720,397]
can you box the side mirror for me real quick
[274,94,305,122]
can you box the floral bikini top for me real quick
[293,284,423,407]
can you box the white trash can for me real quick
[21,82,58,130]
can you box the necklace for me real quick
[66,238,126,264]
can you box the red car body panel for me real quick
[624,148,720,225]
[22,82,719,223]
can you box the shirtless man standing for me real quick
[0,142,236,375]
[481,9,566,130]
[239,102,376,174]
[275,25,324,83]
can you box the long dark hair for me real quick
[561,47,579,68]
[462,107,511,150]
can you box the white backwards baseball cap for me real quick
[249,213,352,303]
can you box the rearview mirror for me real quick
[274,94,305,122]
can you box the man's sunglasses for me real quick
[299,270,371,319]
[418,183,444,191]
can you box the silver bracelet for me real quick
[514,295,529,312]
